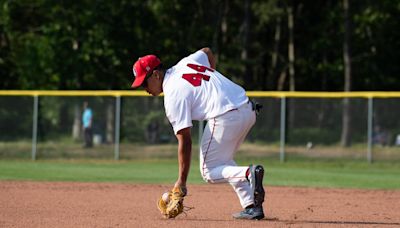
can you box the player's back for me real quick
[163,51,248,122]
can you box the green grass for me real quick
[0,159,399,189]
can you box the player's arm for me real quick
[200,47,216,69]
[174,127,192,189]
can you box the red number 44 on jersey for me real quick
[182,63,214,87]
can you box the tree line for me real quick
[0,1,399,147]
[0,0,399,91]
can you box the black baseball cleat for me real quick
[249,164,265,207]
[232,206,264,220]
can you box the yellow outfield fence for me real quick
[1,90,400,162]
[1,90,400,98]
[0,90,149,97]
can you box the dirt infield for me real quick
[1,181,399,228]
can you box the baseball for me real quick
[162,192,169,203]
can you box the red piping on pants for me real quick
[201,118,216,179]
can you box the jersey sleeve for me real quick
[165,94,193,135]
[184,50,210,68]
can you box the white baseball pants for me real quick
[199,101,256,208]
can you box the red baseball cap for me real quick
[131,55,161,88]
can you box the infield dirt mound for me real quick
[1,181,399,227]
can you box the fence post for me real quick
[280,96,286,162]
[32,95,38,161]
[114,96,121,160]
[367,97,373,163]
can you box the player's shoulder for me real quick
[163,68,193,95]
[176,49,209,68]
[163,82,193,111]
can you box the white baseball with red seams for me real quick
[162,50,256,208]
[162,192,169,203]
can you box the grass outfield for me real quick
[0,159,399,189]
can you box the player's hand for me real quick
[174,180,187,192]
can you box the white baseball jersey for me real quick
[163,50,249,134]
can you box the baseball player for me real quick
[131,47,265,220]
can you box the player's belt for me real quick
[226,100,263,114]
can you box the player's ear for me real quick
[154,70,161,79]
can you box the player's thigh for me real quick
[200,113,243,165]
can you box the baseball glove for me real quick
[157,186,187,219]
